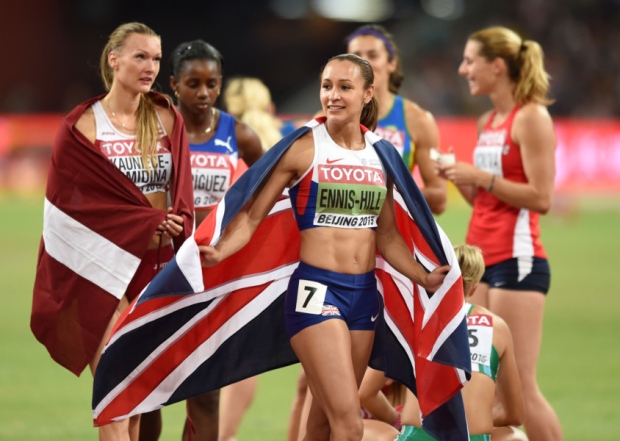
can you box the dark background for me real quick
[2,0,619,116]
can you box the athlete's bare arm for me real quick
[492,315,525,427]
[405,100,446,214]
[375,179,449,291]
[199,133,312,266]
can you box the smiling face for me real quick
[458,39,499,96]
[171,58,222,118]
[108,32,161,94]
[320,59,373,126]
[347,34,396,93]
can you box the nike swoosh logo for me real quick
[371,312,380,322]
[326,158,344,164]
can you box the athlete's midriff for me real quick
[299,227,377,275]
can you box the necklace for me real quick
[105,97,137,132]
[204,107,216,134]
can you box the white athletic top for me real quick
[93,100,173,195]
[288,122,387,230]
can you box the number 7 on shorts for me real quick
[295,280,327,314]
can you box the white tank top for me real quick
[288,122,387,230]
[92,100,173,195]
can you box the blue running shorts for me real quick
[284,262,382,338]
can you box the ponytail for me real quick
[361,96,379,131]
[514,40,553,106]
[469,26,553,106]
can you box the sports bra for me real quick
[189,111,239,211]
[288,122,387,231]
[93,100,172,195]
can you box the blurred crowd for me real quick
[394,0,620,117]
[1,0,618,117]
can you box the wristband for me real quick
[487,174,496,193]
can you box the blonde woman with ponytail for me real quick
[31,22,194,441]
[438,26,561,441]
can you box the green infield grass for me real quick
[0,195,618,440]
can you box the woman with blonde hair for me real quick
[223,76,297,150]
[438,26,561,441]
[395,244,528,441]
[31,22,194,441]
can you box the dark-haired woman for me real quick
[198,53,450,441]
[137,40,264,441]
[346,24,446,215]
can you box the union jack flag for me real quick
[321,305,341,316]
[93,119,471,440]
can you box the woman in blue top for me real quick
[346,24,446,215]
[138,40,263,441]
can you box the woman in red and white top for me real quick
[438,26,561,441]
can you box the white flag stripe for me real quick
[376,277,416,376]
[133,278,289,417]
[175,238,206,293]
[43,198,140,300]
[94,291,227,416]
[137,278,288,412]
[108,261,299,346]
[426,303,467,360]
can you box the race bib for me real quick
[467,314,494,370]
[295,279,327,315]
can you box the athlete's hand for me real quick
[199,245,223,267]
[438,161,482,187]
[156,207,184,238]
[422,265,451,292]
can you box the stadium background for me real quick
[1,1,619,440]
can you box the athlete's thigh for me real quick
[350,330,376,387]
[290,319,359,413]
[489,288,546,379]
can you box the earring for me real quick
[174,90,179,98]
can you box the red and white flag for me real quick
[31,93,194,376]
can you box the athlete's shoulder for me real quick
[403,98,434,121]
[468,303,492,317]
[514,102,552,125]
[402,98,437,132]
[74,105,96,143]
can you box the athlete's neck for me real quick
[375,88,395,120]
[325,120,365,150]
